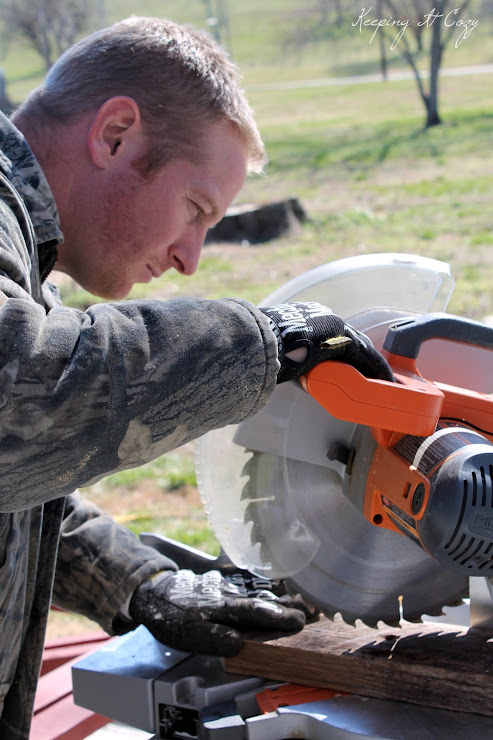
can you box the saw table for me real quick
[72,548,493,740]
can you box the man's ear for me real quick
[87,97,143,169]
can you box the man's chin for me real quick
[100,287,133,300]
[83,281,133,301]
[54,262,134,301]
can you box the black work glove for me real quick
[259,301,395,384]
[220,567,318,620]
[128,568,307,657]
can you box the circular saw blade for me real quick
[196,254,468,624]
[241,448,467,625]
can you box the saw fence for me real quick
[225,616,493,717]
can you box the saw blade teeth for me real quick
[240,481,254,502]
[249,519,263,548]
[380,618,400,628]
[318,609,400,629]
[243,503,257,526]
[318,599,472,629]
[240,463,260,501]
[240,454,257,480]
[447,597,465,608]
[240,446,470,627]
[240,464,252,480]
[260,541,275,566]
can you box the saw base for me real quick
[73,620,493,738]
[224,615,493,718]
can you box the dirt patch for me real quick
[89,482,202,520]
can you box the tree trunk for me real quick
[426,1,444,127]
[377,0,388,80]
[425,97,441,127]
[334,0,343,27]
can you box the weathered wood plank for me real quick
[224,616,493,716]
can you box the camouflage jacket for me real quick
[0,113,279,739]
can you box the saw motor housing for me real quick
[302,313,493,576]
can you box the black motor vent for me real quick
[418,447,493,575]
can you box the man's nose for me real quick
[169,228,207,276]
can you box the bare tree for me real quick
[401,0,432,51]
[316,0,343,28]
[0,0,96,72]
[380,0,474,127]
[281,0,354,58]
[201,0,231,52]
[377,0,388,80]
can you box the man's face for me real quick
[57,122,248,299]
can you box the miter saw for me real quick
[73,253,493,738]
[195,251,493,627]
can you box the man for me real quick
[0,16,393,737]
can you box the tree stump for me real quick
[205,198,306,245]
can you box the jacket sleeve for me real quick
[53,492,178,634]
[0,202,280,513]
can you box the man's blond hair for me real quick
[16,16,265,174]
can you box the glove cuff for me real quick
[259,303,346,383]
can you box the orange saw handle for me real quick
[301,313,493,444]
[300,362,444,439]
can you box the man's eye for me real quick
[190,201,204,220]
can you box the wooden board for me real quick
[224,616,493,717]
